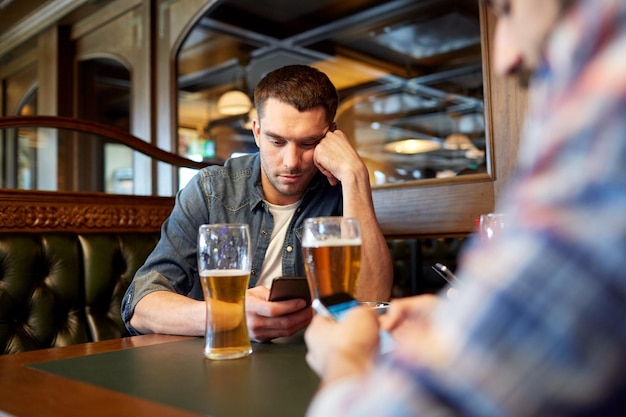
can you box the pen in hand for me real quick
[431,263,460,287]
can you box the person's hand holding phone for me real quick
[304,306,380,382]
[268,277,311,305]
[380,294,451,365]
[381,293,439,335]
[245,286,312,342]
[311,293,395,354]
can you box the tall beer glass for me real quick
[198,223,252,360]
[302,217,362,299]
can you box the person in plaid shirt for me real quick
[305,0,626,415]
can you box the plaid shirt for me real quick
[307,0,626,415]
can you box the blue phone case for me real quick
[314,295,394,355]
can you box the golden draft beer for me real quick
[200,270,251,360]
[198,223,252,360]
[302,217,362,299]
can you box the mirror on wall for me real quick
[0,61,39,190]
[1,57,134,194]
[12,90,38,190]
[77,58,133,194]
[176,0,486,189]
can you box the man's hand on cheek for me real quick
[313,129,357,186]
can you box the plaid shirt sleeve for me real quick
[307,0,626,416]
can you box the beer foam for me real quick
[201,269,249,277]
[302,237,362,247]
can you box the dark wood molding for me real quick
[0,189,173,233]
[0,115,209,233]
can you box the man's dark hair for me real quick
[253,65,339,124]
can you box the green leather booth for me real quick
[0,232,159,354]
[0,232,465,355]
[0,116,207,355]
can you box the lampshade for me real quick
[217,90,252,115]
[443,133,474,150]
[384,139,440,154]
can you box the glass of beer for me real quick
[198,223,252,360]
[479,213,506,242]
[302,217,362,299]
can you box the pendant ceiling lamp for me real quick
[443,133,474,150]
[384,138,441,154]
[217,59,252,116]
[217,90,252,115]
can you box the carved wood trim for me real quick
[0,190,174,233]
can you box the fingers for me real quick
[381,294,439,332]
[315,165,339,186]
[304,314,337,375]
[248,307,312,342]
[305,307,379,377]
[247,285,270,301]
[245,286,313,342]
[313,129,362,185]
[247,286,309,316]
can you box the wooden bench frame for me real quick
[0,115,210,233]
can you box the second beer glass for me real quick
[198,223,252,360]
[302,217,362,299]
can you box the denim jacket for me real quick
[121,153,342,334]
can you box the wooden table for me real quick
[0,334,320,417]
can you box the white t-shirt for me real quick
[255,200,300,288]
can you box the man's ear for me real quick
[252,118,261,147]
[329,121,337,132]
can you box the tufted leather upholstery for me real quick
[0,232,159,354]
[0,231,465,354]
[0,116,207,355]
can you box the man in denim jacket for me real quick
[122,65,392,342]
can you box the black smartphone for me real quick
[431,263,460,287]
[268,276,311,306]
